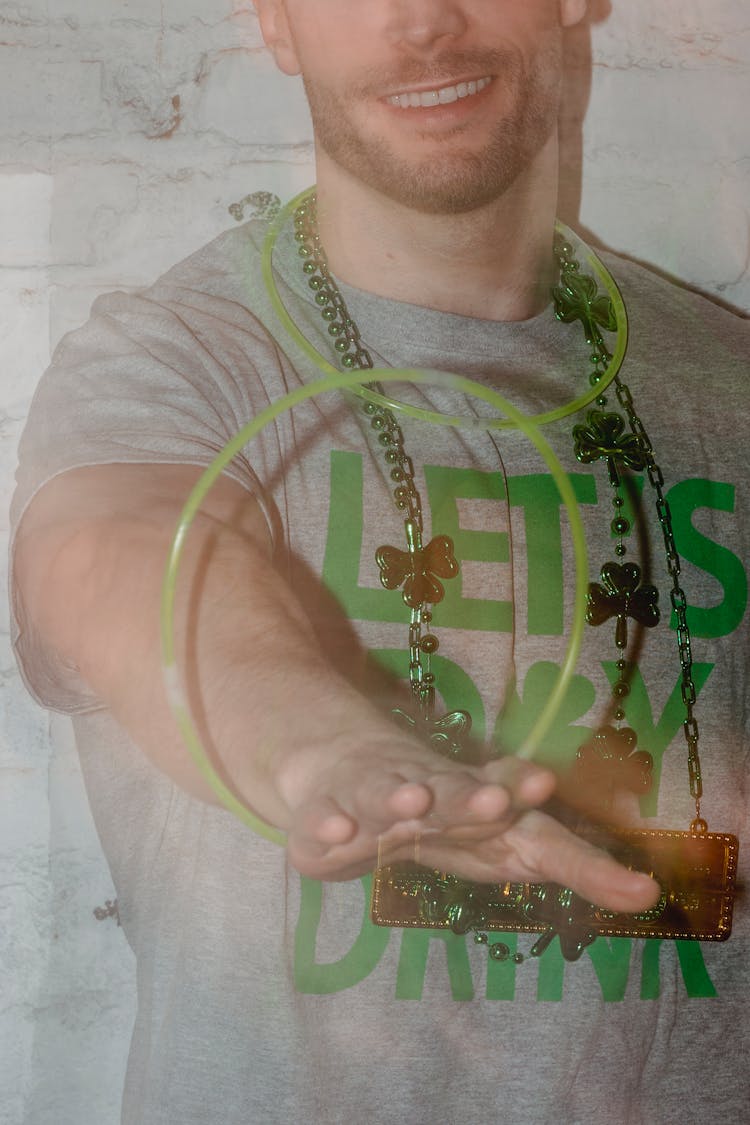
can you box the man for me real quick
[10,1,749,1121]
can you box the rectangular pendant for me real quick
[371,828,739,942]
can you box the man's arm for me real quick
[13,462,660,909]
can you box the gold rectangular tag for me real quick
[371,829,738,941]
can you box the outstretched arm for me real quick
[14,462,659,913]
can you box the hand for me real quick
[277,734,661,915]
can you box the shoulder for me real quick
[148,219,269,306]
[87,218,272,330]
[599,249,748,341]
[597,250,748,411]
[46,218,278,376]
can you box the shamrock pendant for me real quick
[552,269,618,345]
[392,706,473,760]
[587,562,660,649]
[573,410,647,488]
[376,520,458,609]
[576,725,654,800]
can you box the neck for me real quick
[313,134,560,323]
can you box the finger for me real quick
[480,757,558,809]
[420,758,555,831]
[287,795,357,863]
[390,770,511,833]
[512,813,661,913]
[339,771,434,832]
[463,782,513,821]
[384,780,434,821]
[288,773,434,874]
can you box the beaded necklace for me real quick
[272,189,737,963]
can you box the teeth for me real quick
[388,76,490,109]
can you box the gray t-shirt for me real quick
[10,210,750,1124]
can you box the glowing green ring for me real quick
[161,367,589,845]
[262,187,628,429]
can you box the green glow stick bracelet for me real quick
[161,366,589,845]
[261,187,628,429]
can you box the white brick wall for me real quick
[1,3,748,1122]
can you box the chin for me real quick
[325,135,547,217]
[377,165,522,216]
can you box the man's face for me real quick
[257,0,585,215]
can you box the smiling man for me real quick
[10,2,750,1122]
[270,0,577,322]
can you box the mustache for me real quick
[350,47,522,97]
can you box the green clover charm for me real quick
[553,270,618,345]
[418,874,489,935]
[573,410,646,488]
[576,725,654,795]
[522,886,598,962]
[376,520,459,608]
[392,706,472,760]
[587,562,660,649]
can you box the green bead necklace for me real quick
[283,189,737,963]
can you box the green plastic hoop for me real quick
[262,186,628,430]
[161,366,589,845]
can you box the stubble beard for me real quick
[301,44,563,216]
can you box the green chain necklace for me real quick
[286,189,737,964]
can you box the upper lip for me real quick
[382,74,492,98]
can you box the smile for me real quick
[386,77,492,109]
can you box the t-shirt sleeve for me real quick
[9,281,285,714]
